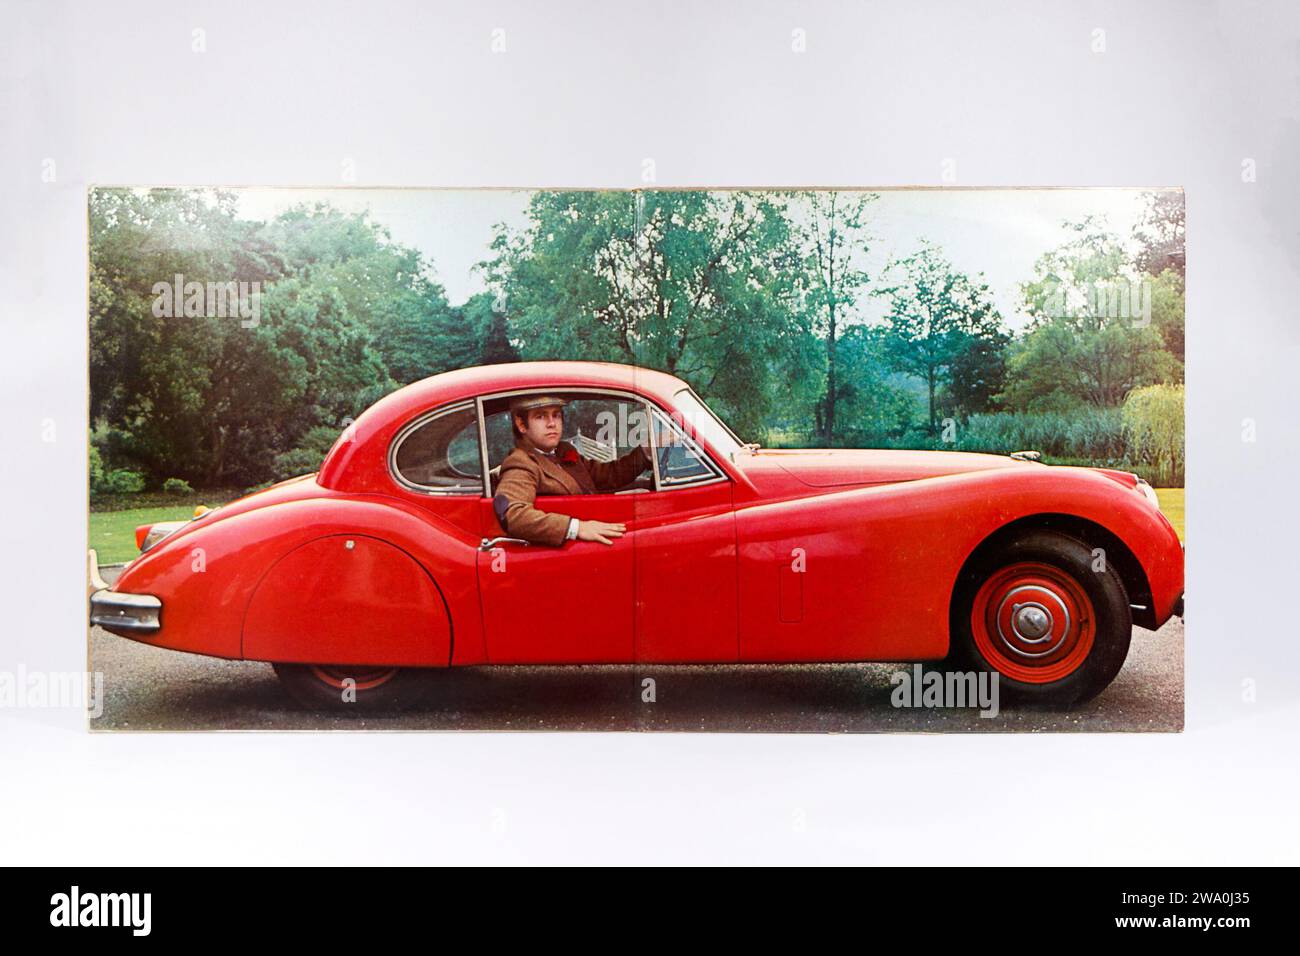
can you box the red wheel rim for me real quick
[969,561,1095,684]
[307,665,399,692]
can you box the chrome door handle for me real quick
[479,536,531,551]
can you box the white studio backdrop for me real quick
[0,0,1296,864]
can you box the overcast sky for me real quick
[235,187,1163,331]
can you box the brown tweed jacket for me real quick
[492,440,651,546]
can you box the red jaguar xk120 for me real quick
[89,361,1184,711]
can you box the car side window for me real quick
[651,408,722,487]
[391,403,483,494]
[482,392,654,494]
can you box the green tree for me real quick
[89,190,433,487]
[1130,193,1186,370]
[791,191,879,443]
[485,191,640,362]
[1147,268,1185,370]
[879,243,1007,431]
[486,190,810,438]
[948,329,1010,414]
[1004,219,1179,410]
[263,205,469,385]
[90,188,281,483]
[1122,383,1185,486]
[1133,191,1185,279]
[459,291,521,367]
[827,326,916,442]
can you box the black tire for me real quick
[271,662,437,714]
[947,530,1131,707]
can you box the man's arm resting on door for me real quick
[492,458,573,547]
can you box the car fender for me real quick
[108,496,484,665]
[735,465,1182,662]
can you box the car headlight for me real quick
[1135,477,1160,510]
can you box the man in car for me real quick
[493,395,655,546]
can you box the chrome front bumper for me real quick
[87,547,162,635]
[89,589,162,634]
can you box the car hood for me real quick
[737,447,1034,490]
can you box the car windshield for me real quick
[671,389,743,457]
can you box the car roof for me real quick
[318,361,691,492]
[395,360,687,407]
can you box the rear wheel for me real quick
[948,530,1131,706]
[271,662,436,713]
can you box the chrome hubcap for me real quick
[995,586,1072,658]
[1012,602,1052,641]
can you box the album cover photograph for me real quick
[86,186,1185,732]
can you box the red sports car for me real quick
[89,361,1184,711]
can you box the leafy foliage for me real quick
[90,189,500,489]
[1122,384,1186,486]
[879,243,1007,430]
[941,407,1126,459]
[273,425,349,479]
[484,190,812,438]
[162,477,194,496]
[89,188,1186,496]
[789,191,880,442]
[1133,191,1185,279]
[1003,219,1181,410]
[103,469,146,495]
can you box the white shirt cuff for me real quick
[564,517,580,541]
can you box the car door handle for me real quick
[479,536,531,551]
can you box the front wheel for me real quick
[272,662,436,713]
[947,530,1132,706]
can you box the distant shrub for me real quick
[1123,384,1185,486]
[272,425,343,480]
[710,395,1183,486]
[104,469,146,495]
[90,424,148,498]
[954,407,1126,459]
[163,477,194,496]
[873,407,1127,460]
[89,442,107,499]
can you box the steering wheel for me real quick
[657,443,674,478]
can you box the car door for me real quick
[630,408,737,663]
[476,491,637,663]
[474,390,738,665]
[474,391,645,664]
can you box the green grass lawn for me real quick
[90,487,246,565]
[90,504,205,565]
[1156,488,1184,541]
